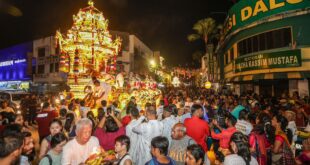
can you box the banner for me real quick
[224,0,310,35]
[234,49,301,72]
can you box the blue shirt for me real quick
[145,157,176,165]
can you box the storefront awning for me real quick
[273,73,288,79]
[300,72,310,79]
[226,71,310,83]
[253,74,264,81]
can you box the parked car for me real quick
[0,90,29,112]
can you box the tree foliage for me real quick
[187,18,219,44]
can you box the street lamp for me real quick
[205,81,212,89]
[150,59,156,68]
[149,59,157,80]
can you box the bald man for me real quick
[168,123,195,165]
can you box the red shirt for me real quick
[184,116,210,151]
[94,127,125,150]
[36,110,58,138]
[211,127,237,149]
[121,116,132,127]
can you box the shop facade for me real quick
[218,0,310,97]
[0,42,33,91]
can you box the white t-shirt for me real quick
[118,154,132,165]
[156,106,164,120]
[235,120,253,136]
[224,154,258,165]
[288,121,297,142]
[161,116,177,144]
[61,136,100,165]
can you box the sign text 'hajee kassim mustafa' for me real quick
[234,49,302,72]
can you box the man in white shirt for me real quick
[62,118,100,165]
[185,97,193,108]
[132,106,163,165]
[285,110,298,142]
[126,106,143,164]
[156,100,165,120]
[181,106,191,123]
[161,106,177,145]
[176,102,185,123]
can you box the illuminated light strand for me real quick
[56,0,121,75]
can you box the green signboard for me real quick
[224,0,310,35]
[234,49,302,72]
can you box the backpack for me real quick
[43,154,53,165]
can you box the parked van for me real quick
[0,90,29,111]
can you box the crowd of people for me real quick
[0,86,310,165]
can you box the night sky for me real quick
[0,0,233,67]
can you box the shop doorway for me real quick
[274,80,289,97]
[259,80,273,97]
[259,80,289,97]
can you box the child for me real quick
[115,135,132,165]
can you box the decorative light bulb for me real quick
[88,0,94,7]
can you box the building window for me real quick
[38,65,45,74]
[273,29,282,48]
[243,40,247,55]
[230,48,234,61]
[266,31,273,50]
[253,35,258,52]
[237,27,292,56]
[259,33,266,51]
[238,40,243,56]
[38,48,45,57]
[50,63,54,73]
[283,28,292,47]
[247,38,253,54]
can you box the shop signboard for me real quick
[224,0,310,35]
[0,42,33,81]
[234,49,301,72]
